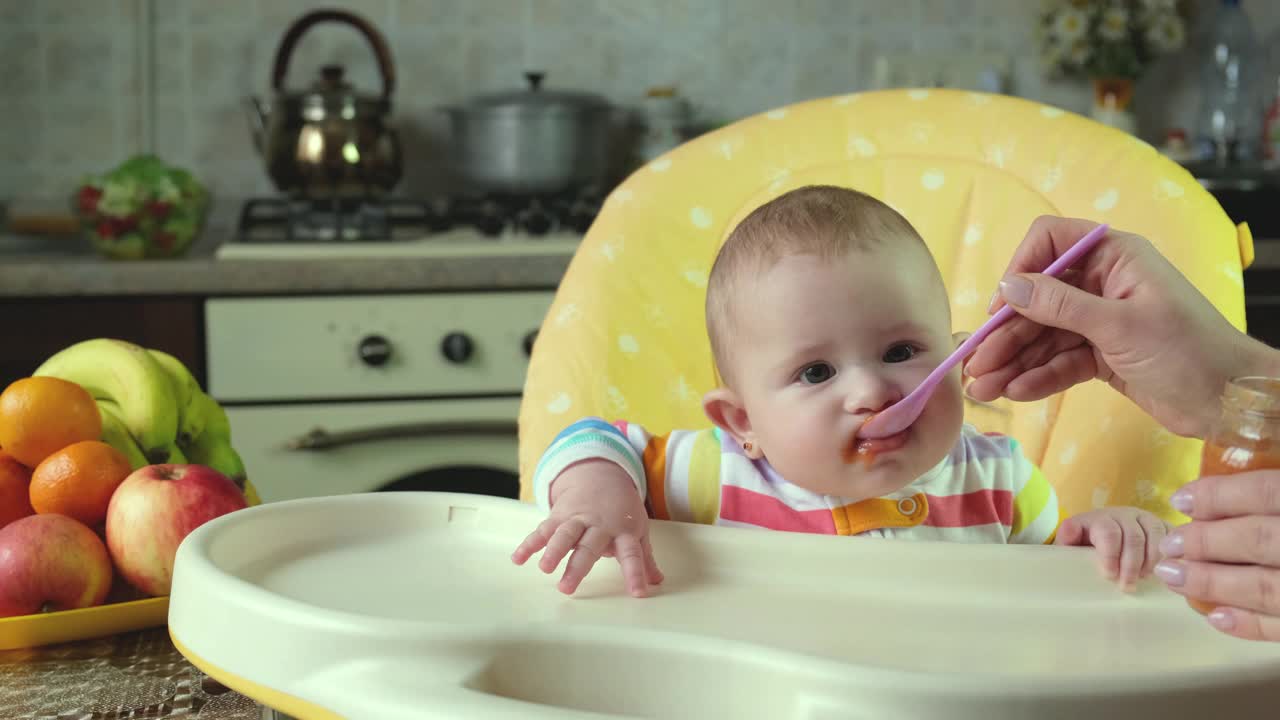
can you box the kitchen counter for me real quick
[0,627,263,718]
[0,234,578,298]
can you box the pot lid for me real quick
[468,71,608,111]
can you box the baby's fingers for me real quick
[559,526,612,595]
[1116,518,1150,591]
[511,517,558,565]
[613,535,651,597]
[642,535,665,585]
[1089,516,1124,582]
[538,518,587,574]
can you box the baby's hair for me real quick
[706,185,926,383]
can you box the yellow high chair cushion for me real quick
[519,89,1250,524]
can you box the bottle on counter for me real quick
[1194,0,1260,166]
[637,86,690,164]
[1263,76,1280,167]
[1261,28,1280,168]
[1193,376,1280,614]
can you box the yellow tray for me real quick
[0,480,261,651]
[0,596,169,650]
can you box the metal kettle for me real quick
[247,9,402,200]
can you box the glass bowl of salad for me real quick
[75,155,209,260]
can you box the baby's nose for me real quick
[843,375,901,416]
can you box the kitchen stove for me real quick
[216,186,602,259]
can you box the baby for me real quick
[512,185,1170,598]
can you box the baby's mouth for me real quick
[844,427,910,465]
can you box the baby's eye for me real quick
[883,344,918,363]
[800,363,835,385]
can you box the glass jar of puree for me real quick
[1190,376,1280,613]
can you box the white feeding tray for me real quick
[169,492,1280,719]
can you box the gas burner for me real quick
[237,198,437,244]
[234,188,604,245]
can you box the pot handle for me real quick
[270,9,395,99]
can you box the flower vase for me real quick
[1090,77,1137,134]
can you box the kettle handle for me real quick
[270,9,395,99]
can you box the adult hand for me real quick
[511,459,664,597]
[964,215,1273,438]
[1155,471,1280,641]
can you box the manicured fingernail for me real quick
[1170,490,1193,514]
[998,275,1033,308]
[1154,560,1185,586]
[1208,608,1236,631]
[1159,531,1184,558]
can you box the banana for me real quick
[95,399,149,470]
[186,431,246,491]
[145,348,206,446]
[35,338,179,464]
[189,390,231,441]
[181,391,245,491]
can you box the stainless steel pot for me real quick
[444,72,611,194]
[246,10,401,200]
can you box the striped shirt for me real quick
[533,419,1061,544]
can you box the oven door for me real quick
[225,397,520,504]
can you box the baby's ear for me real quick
[702,387,758,456]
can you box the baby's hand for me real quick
[1055,507,1171,591]
[511,459,664,598]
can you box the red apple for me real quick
[105,464,247,597]
[0,514,112,617]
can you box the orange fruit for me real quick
[30,440,131,526]
[0,451,34,529]
[0,377,102,468]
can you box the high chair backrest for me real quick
[518,90,1252,523]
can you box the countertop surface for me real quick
[6,217,1277,300]
[0,231,579,298]
[0,627,264,719]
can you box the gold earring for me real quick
[743,441,753,452]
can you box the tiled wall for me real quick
[3,0,1279,226]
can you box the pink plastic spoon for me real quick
[856,223,1110,440]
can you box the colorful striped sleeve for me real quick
[645,427,723,524]
[531,417,649,511]
[1006,439,1061,545]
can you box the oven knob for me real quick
[522,329,538,356]
[357,334,393,367]
[441,332,474,364]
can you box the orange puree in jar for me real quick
[1190,377,1280,614]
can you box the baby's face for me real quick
[722,242,964,500]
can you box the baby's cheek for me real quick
[921,378,966,442]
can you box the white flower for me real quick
[1146,14,1185,53]
[1099,7,1129,41]
[1052,8,1088,43]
